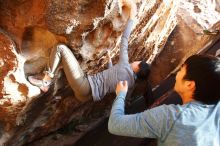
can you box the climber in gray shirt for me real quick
[27,0,150,102]
[87,19,145,101]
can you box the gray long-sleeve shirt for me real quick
[88,20,135,101]
[108,91,220,146]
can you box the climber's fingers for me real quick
[118,0,137,19]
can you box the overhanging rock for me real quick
[0,0,219,145]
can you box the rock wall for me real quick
[0,0,219,145]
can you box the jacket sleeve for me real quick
[118,20,134,64]
[107,58,113,68]
[108,91,177,139]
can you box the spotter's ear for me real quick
[186,80,196,91]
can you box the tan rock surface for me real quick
[0,0,219,145]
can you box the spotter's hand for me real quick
[116,80,128,95]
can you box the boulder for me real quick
[0,0,219,145]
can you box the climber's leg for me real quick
[54,44,92,102]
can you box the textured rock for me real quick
[0,0,219,145]
[150,0,220,85]
[0,28,40,145]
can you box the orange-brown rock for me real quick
[0,0,219,145]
